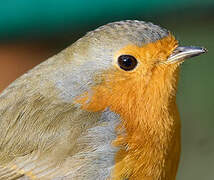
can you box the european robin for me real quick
[0,20,206,180]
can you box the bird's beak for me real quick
[166,46,207,64]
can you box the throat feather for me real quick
[111,66,181,180]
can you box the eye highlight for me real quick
[117,55,138,71]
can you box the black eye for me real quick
[118,55,138,71]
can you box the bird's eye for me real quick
[117,55,138,71]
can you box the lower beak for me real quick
[166,46,207,64]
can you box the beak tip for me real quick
[166,46,208,64]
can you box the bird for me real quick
[0,20,206,180]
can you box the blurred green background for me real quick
[0,1,213,179]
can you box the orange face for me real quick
[75,34,178,113]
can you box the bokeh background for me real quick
[0,1,213,179]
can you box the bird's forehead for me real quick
[86,20,169,47]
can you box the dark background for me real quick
[0,1,213,179]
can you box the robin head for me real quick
[55,20,205,129]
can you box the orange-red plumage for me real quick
[76,34,181,179]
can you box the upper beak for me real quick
[166,46,207,64]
